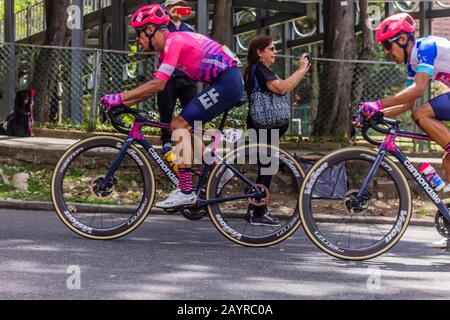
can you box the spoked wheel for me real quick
[51,136,156,240]
[299,147,413,261]
[207,143,304,247]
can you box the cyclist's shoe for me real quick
[443,184,450,193]
[155,189,197,209]
[431,237,448,249]
[246,210,281,226]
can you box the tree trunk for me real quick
[309,45,320,134]
[313,1,356,137]
[351,0,374,115]
[31,0,69,123]
[211,0,233,47]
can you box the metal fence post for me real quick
[27,6,31,40]
[89,49,102,132]
[3,0,15,119]
[71,0,85,126]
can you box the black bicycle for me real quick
[51,103,304,247]
[299,112,450,260]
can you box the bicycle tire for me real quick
[207,143,304,247]
[299,147,412,260]
[51,136,156,240]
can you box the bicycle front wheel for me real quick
[51,136,156,240]
[207,143,304,247]
[299,147,412,260]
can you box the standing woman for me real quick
[244,35,311,226]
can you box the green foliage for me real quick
[0,0,42,19]
[0,163,52,201]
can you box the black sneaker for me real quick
[248,211,281,226]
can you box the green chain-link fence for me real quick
[0,42,443,150]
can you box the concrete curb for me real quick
[0,200,167,216]
[0,199,436,227]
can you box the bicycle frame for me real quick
[101,114,264,208]
[358,128,450,222]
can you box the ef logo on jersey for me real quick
[199,88,220,110]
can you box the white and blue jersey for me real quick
[407,35,450,87]
[407,35,450,121]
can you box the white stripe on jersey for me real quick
[158,63,175,77]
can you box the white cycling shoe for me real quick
[431,237,448,249]
[443,184,450,194]
[155,189,197,209]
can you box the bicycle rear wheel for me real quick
[299,147,412,260]
[207,143,304,247]
[51,136,155,240]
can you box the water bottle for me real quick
[163,144,179,174]
[419,163,445,191]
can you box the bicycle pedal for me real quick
[164,204,196,212]
[163,208,177,214]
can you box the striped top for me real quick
[154,32,242,84]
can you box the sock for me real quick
[178,168,193,195]
[445,143,450,155]
[444,143,450,190]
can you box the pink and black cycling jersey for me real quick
[154,32,242,83]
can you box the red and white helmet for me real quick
[130,4,170,29]
[376,13,416,44]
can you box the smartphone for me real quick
[305,53,312,65]
[176,7,192,16]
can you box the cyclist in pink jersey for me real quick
[100,4,244,208]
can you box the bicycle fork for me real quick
[356,134,399,202]
[99,138,134,190]
[356,148,387,203]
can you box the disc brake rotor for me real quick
[89,176,118,199]
[344,189,371,215]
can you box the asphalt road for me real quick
[1,209,450,300]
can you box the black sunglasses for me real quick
[135,28,144,38]
[382,34,403,50]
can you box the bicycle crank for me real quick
[435,203,450,238]
[247,184,270,207]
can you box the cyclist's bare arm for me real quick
[382,101,415,118]
[122,78,166,105]
[381,72,431,108]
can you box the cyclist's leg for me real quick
[414,92,450,247]
[179,67,243,185]
[180,67,244,125]
[412,92,450,182]
[179,66,244,165]
[157,77,177,146]
[155,115,197,209]
[156,67,244,208]
[176,77,202,164]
